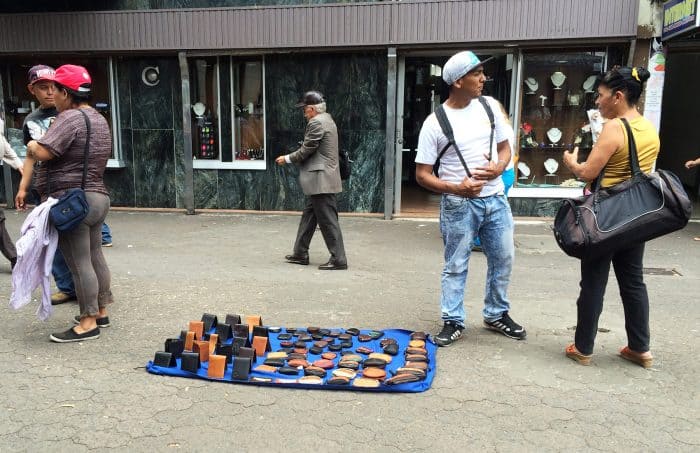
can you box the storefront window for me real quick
[516,51,606,189]
[191,56,265,170]
[1,58,120,165]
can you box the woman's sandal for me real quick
[565,343,592,366]
[619,346,653,369]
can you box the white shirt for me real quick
[415,96,510,197]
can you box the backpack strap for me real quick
[434,104,472,178]
[477,96,495,161]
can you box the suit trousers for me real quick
[574,241,650,355]
[293,193,346,265]
[0,208,17,263]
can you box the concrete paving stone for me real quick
[0,211,698,451]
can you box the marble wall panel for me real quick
[509,198,561,217]
[130,59,177,130]
[104,128,136,207]
[133,129,176,208]
[194,170,219,209]
[174,129,185,209]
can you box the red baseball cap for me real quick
[54,64,92,93]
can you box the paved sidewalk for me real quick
[0,210,698,452]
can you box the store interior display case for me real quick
[516,52,606,188]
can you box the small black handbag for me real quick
[553,118,692,260]
[49,110,91,232]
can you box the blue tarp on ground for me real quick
[147,327,436,393]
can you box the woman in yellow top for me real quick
[562,66,658,368]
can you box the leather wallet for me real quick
[345,328,360,336]
[254,364,278,373]
[340,353,362,362]
[362,358,387,369]
[410,331,427,341]
[252,336,268,356]
[288,359,310,368]
[321,352,337,360]
[358,335,372,342]
[313,340,329,349]
[368,352,392,364]
[304,366,327,378]
[361,367,386,380]
[280,341,294,348]
[327,376,350,385]
[278,366,300,376]
[253,325,269,339]
[328,344,342,352]
[215,323,233,341]
[352,377,380,388]
[278,347,294,354]
[396,367,426,378]
[312,359,334,369]
[385,373,420,385]
[405,354,429,363]
[298,375,323,385]
[368,330,384,340]
[285,327,297,334]
[405,361,428,371]
[311,334,324,341]
[207,354,226,379]
[309,346,323,355]
[263,358,285,367]
[288,352,308,360]
[337,360,360,370]
[194,340,210,362]
[328,330,342,338]
[319,329,331,336]
[380,338,398,348]
[208,334,219,355]
[340,341,354,349]
[232,337,249,355]
[189,321,204,341]
[180,352,200,373]
[232,357,251,380]
[164,338,184,358]
[245,315,262,333]
[233,324,250,341]
[307,326,321,334]
[355,346,374,355]
[224,314,241,327]
[409,340,426,349]
[277,333,293,340]
[153,351,176,368]
[332,368,357,379]
[238,346,256,363]
[267,351,288,360]
[338,334,352,341]
[200,313,218,333]
[294,341,308,349]
[297,334,313,342]
[268,327,282,333]
[406,347,428,355]
[382,343,399,356]
[215,344,234,364]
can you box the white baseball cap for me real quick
[442,51,493,86]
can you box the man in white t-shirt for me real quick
[415,50,526,346]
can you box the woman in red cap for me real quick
[17,64,113,343]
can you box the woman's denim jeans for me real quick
[439,194,514,326]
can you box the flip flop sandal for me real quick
[619,346,653,369]
[565,343,592,366]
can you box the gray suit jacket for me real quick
[288,112,342,196]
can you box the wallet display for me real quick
[147,312,437,393]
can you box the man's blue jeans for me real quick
[52,223,112,296]
[439,194,514,326]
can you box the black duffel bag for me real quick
[553,118,692,260]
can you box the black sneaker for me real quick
[483,312,526,340]
[73,315,111,328]
[434,321,464,347]
[49,327,100,343]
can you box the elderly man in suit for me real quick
[275,90,347,270]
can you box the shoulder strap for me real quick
[48,110,91,194]
[434,104,472,178]
[592,118,642,192]
[477,96,495,161]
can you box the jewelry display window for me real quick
[516,51,606,188]
[191,56,266,170]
